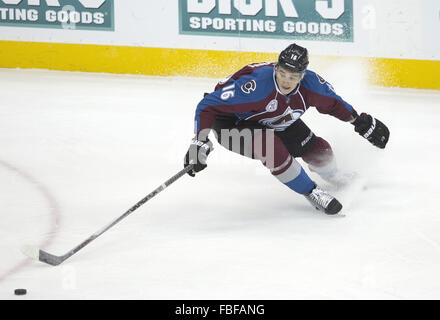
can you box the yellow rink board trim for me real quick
[367,57,440,90]
[0,40,439,90]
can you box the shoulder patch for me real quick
[316,74,326,84]
[315,73,336,93]
[241,80,257,94]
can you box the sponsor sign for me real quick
[0,0,114,31]
[180,0,353,42]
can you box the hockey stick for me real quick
[21,164,194,266]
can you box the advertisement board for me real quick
[179,0,353,42]
[0,0,114,31]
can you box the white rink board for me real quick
[0,0,439,60]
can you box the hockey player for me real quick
[184,43,389,215]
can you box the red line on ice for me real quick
[0,159,61,283]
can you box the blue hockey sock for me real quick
[284,168,315,195]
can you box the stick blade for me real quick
[20,245,64,266]
[20,245,40,260]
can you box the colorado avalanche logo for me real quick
[265,99,278,112]
[241,80,256,94]
[259,107,304,131]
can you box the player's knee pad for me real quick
[301,137,334,167]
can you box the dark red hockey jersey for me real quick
[194,62,355,134]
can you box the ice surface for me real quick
[1,67,440,299]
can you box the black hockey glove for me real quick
[184,137,213,177]
[352,112,390,149]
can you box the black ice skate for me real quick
[305,185,342,215]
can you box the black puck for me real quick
[14,289,27,295]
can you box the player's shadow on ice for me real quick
[188,202,337,235]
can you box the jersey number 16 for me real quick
[220,84,235,101]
